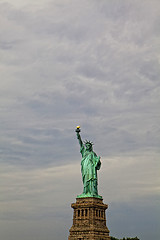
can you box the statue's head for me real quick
[84,140,93,151]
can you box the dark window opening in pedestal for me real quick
[85,209,88,216]
[81,209,84,216]
[78,210,80,217]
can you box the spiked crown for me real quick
[84,140,94,146]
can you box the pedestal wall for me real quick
[68,197,111,240]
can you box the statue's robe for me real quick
[80,145,101,195]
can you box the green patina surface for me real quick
[75,127,102,199]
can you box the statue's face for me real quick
[85,143,92,151]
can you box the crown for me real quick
[84,140,94,146]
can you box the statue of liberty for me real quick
[75,126,102,199]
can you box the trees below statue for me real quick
[111,237,140,240]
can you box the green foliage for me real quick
[111,237,140,240]
[111,237,119,240]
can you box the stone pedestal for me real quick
[68,197,111,240]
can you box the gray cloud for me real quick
[0,0,160,239]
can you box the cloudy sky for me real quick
[0,0,160,240]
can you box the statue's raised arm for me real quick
[75,126,83,148]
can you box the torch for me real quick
[75,126,81,133]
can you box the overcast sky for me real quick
[0,0,160,240]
